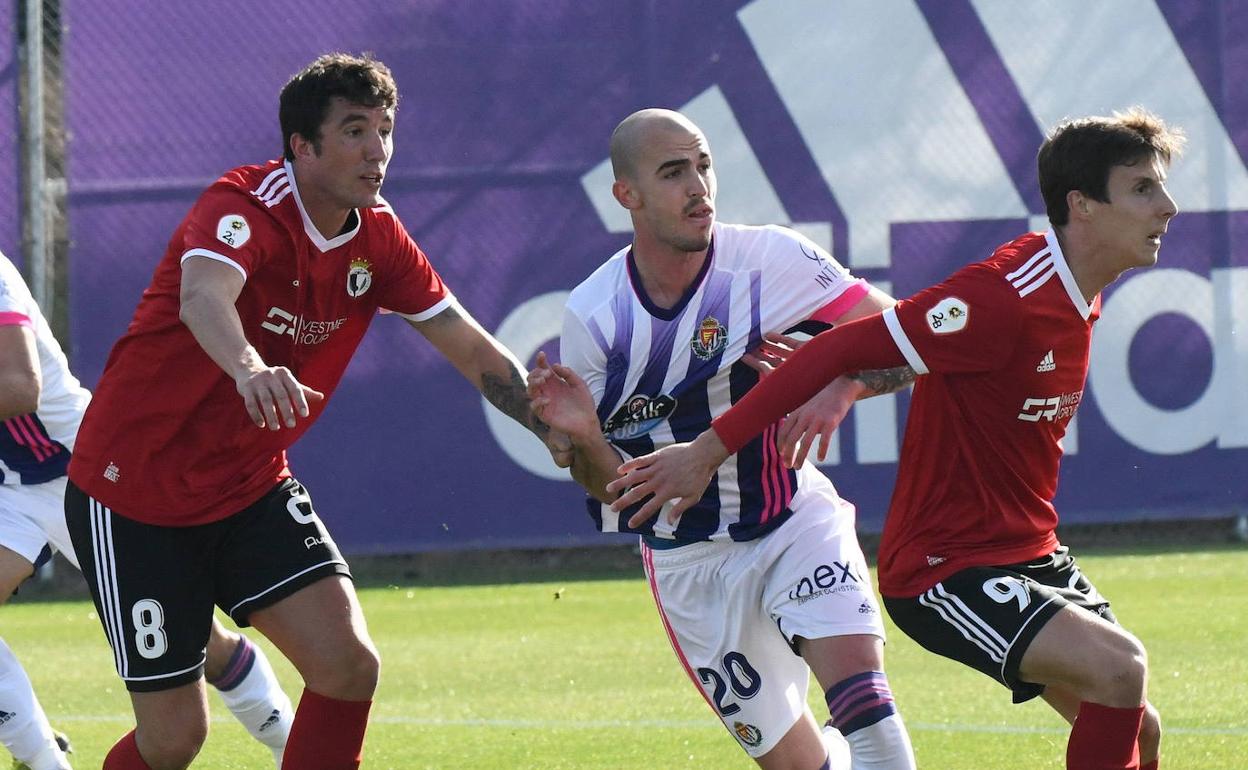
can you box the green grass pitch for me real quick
[5,544,1245,768]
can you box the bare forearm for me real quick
[568,433,624,503]
[179,293,264,380]
[0,326,41,419]
[411,304,551,440]
[480,365,551,440]
[849,365,916,398]
[0,373,39,420]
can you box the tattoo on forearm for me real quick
[481,368,547,437]
[850,366,916,397]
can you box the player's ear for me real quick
[613,179,641,210]
[1067,190,1091,220]
[289,132,316,162]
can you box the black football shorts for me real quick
[883,547,1114,703]
[65,477,350,692]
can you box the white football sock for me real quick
[211,637,293,767]
[821,723,852,770]
[843,713,916,770]
[0,639,70,770]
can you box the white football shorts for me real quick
[0,476,78,568]
[641,477,884,758]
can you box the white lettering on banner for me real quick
[551,0,1243,475]
[971,0,1248,212]
[737,0,1027,268]
[1089,268,1248,454]
[484,291,573,481]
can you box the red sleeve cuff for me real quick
[712,314,903,454]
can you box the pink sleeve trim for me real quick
[0,311,33,328]
[809,279,869,324]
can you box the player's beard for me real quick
[662,221,712,254]
[672,233,711,253]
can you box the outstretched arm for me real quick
[181,257,324,430]
[527,352,621,501]
[408,302,572,466]
[608,314,907,525]
[741,285,915,466]
[744,332,915,466]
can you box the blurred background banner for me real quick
[2,0,1245,553]
[1,0,20,263]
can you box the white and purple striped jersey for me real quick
[0,251,90,485]
[561,223,868,542]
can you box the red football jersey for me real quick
[878,231,1099,597]
[69,160,451,525]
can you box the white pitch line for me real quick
[49,714,1248,737]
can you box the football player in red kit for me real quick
[65,53,568,770]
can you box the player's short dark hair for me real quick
[1038,107,1185,227]
[279,53,399,161]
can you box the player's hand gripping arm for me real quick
[409,303,572,467]
[604,430,730,528]
[0,323,40,420]
[179,257,324,430]
[609,313,909,525]
[741,288,914,467]
[527,351,622,502]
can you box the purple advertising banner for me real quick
[53,0,1248,553]
[0,0,19,262]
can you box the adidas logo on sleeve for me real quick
[1036,350,1055,372]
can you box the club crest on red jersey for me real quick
[691,316,727,360]
[347,259,373,298]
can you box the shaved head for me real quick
[610,109,705,180]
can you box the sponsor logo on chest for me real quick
[1017,390,1083,423]
[261,306,348,346]
[602,394,677,441]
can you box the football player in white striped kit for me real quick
[529,109,916,770]
[0,251,294,769]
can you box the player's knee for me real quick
[1091,632,1148,704]
[1138,702,1162,757]
[137,716,209,769]
[305,638,380,699]
[347,640,381,693]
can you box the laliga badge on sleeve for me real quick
[926,297,968,334]
[216,214,252,249]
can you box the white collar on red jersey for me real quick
[284,160,362,253]
[1045,230,1093,320]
